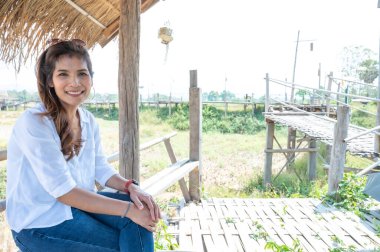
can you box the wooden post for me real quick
[118,0,140,180]
[156,93,159,110]
[375,37,380,156]
[264,119,274,187]
[336,81,341,107]
[328,106,350,194]
[189,70,202,201]
[326,72,333,117]
[265,73,270,112]
[169,92,172,116]
[287,127,296,170]
[308,138,317,181]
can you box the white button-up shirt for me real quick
[6,103,118,232]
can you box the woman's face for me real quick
[51,54,92,112]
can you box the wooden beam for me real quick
[308,138,317,181]
[141,0,159,12]
[102,17,120,38]
[164,139,191,202]
[328,106,350,194]
[264,148,318,153]
[118,0,141,181]
[264,120,274,187]
[189,70,202,201]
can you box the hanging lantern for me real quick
[158,27,173,44]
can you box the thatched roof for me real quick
[0,0,158,66]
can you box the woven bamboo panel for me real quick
[265,114,376,157]
[177,198,380,252]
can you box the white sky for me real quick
[0,0,379,100]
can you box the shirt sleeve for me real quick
[92,119,118,186]
[13,111,76,198]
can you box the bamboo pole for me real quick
[189,70,202,201]
[328,106,350,194]
[264,120,274,187]
[118,0,140,180]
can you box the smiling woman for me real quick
[6,40,161,252]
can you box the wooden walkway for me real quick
[264,113,377,157]
[172,198,380,252]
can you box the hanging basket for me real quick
[158,27,173,44]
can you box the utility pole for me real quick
[290,30,300,103]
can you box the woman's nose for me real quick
[70,77,80,86]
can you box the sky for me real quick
[0,0,379,100]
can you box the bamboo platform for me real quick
[264,114,376,157]
[173,198,380,252]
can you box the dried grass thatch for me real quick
[0,0,158,68]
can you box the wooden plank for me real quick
[179,206,193,251]
[189,204,204,252]
[142,161,198,196]
[205,200,237,251]
[107,132,177,163]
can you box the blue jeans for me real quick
[11,192,154,252]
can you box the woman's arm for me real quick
[57,187,156,231]
[105,174,161,221]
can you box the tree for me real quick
[340,45,376,78]
[207,91,218,101]
[358,59,378,84]
[295,89,308,103]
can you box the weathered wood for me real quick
[164,139,191,202]
[107,132,177,163]
[326,72,333,117]
[264,148,318,153]
[375,42,380,154]
[264,120,274,186]
[142,161,199,197]
[176,198,380,251]
[118,0,140,181]
[286,127,296,170]
[0,150,6,161]
[308,138,317,181]
[189,70,202,201]
[328,106,350,194]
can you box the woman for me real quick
[6,39,160,252]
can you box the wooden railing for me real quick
[0,132,199,213]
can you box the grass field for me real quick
[0,104,374,251]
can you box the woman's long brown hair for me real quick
[36,41,93,160]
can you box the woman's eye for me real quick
[79,72,88,76]
[58,73,68,76]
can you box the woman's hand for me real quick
[128,184,161,222]
[127,202,159,232]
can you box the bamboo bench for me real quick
[0,132,199,213]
